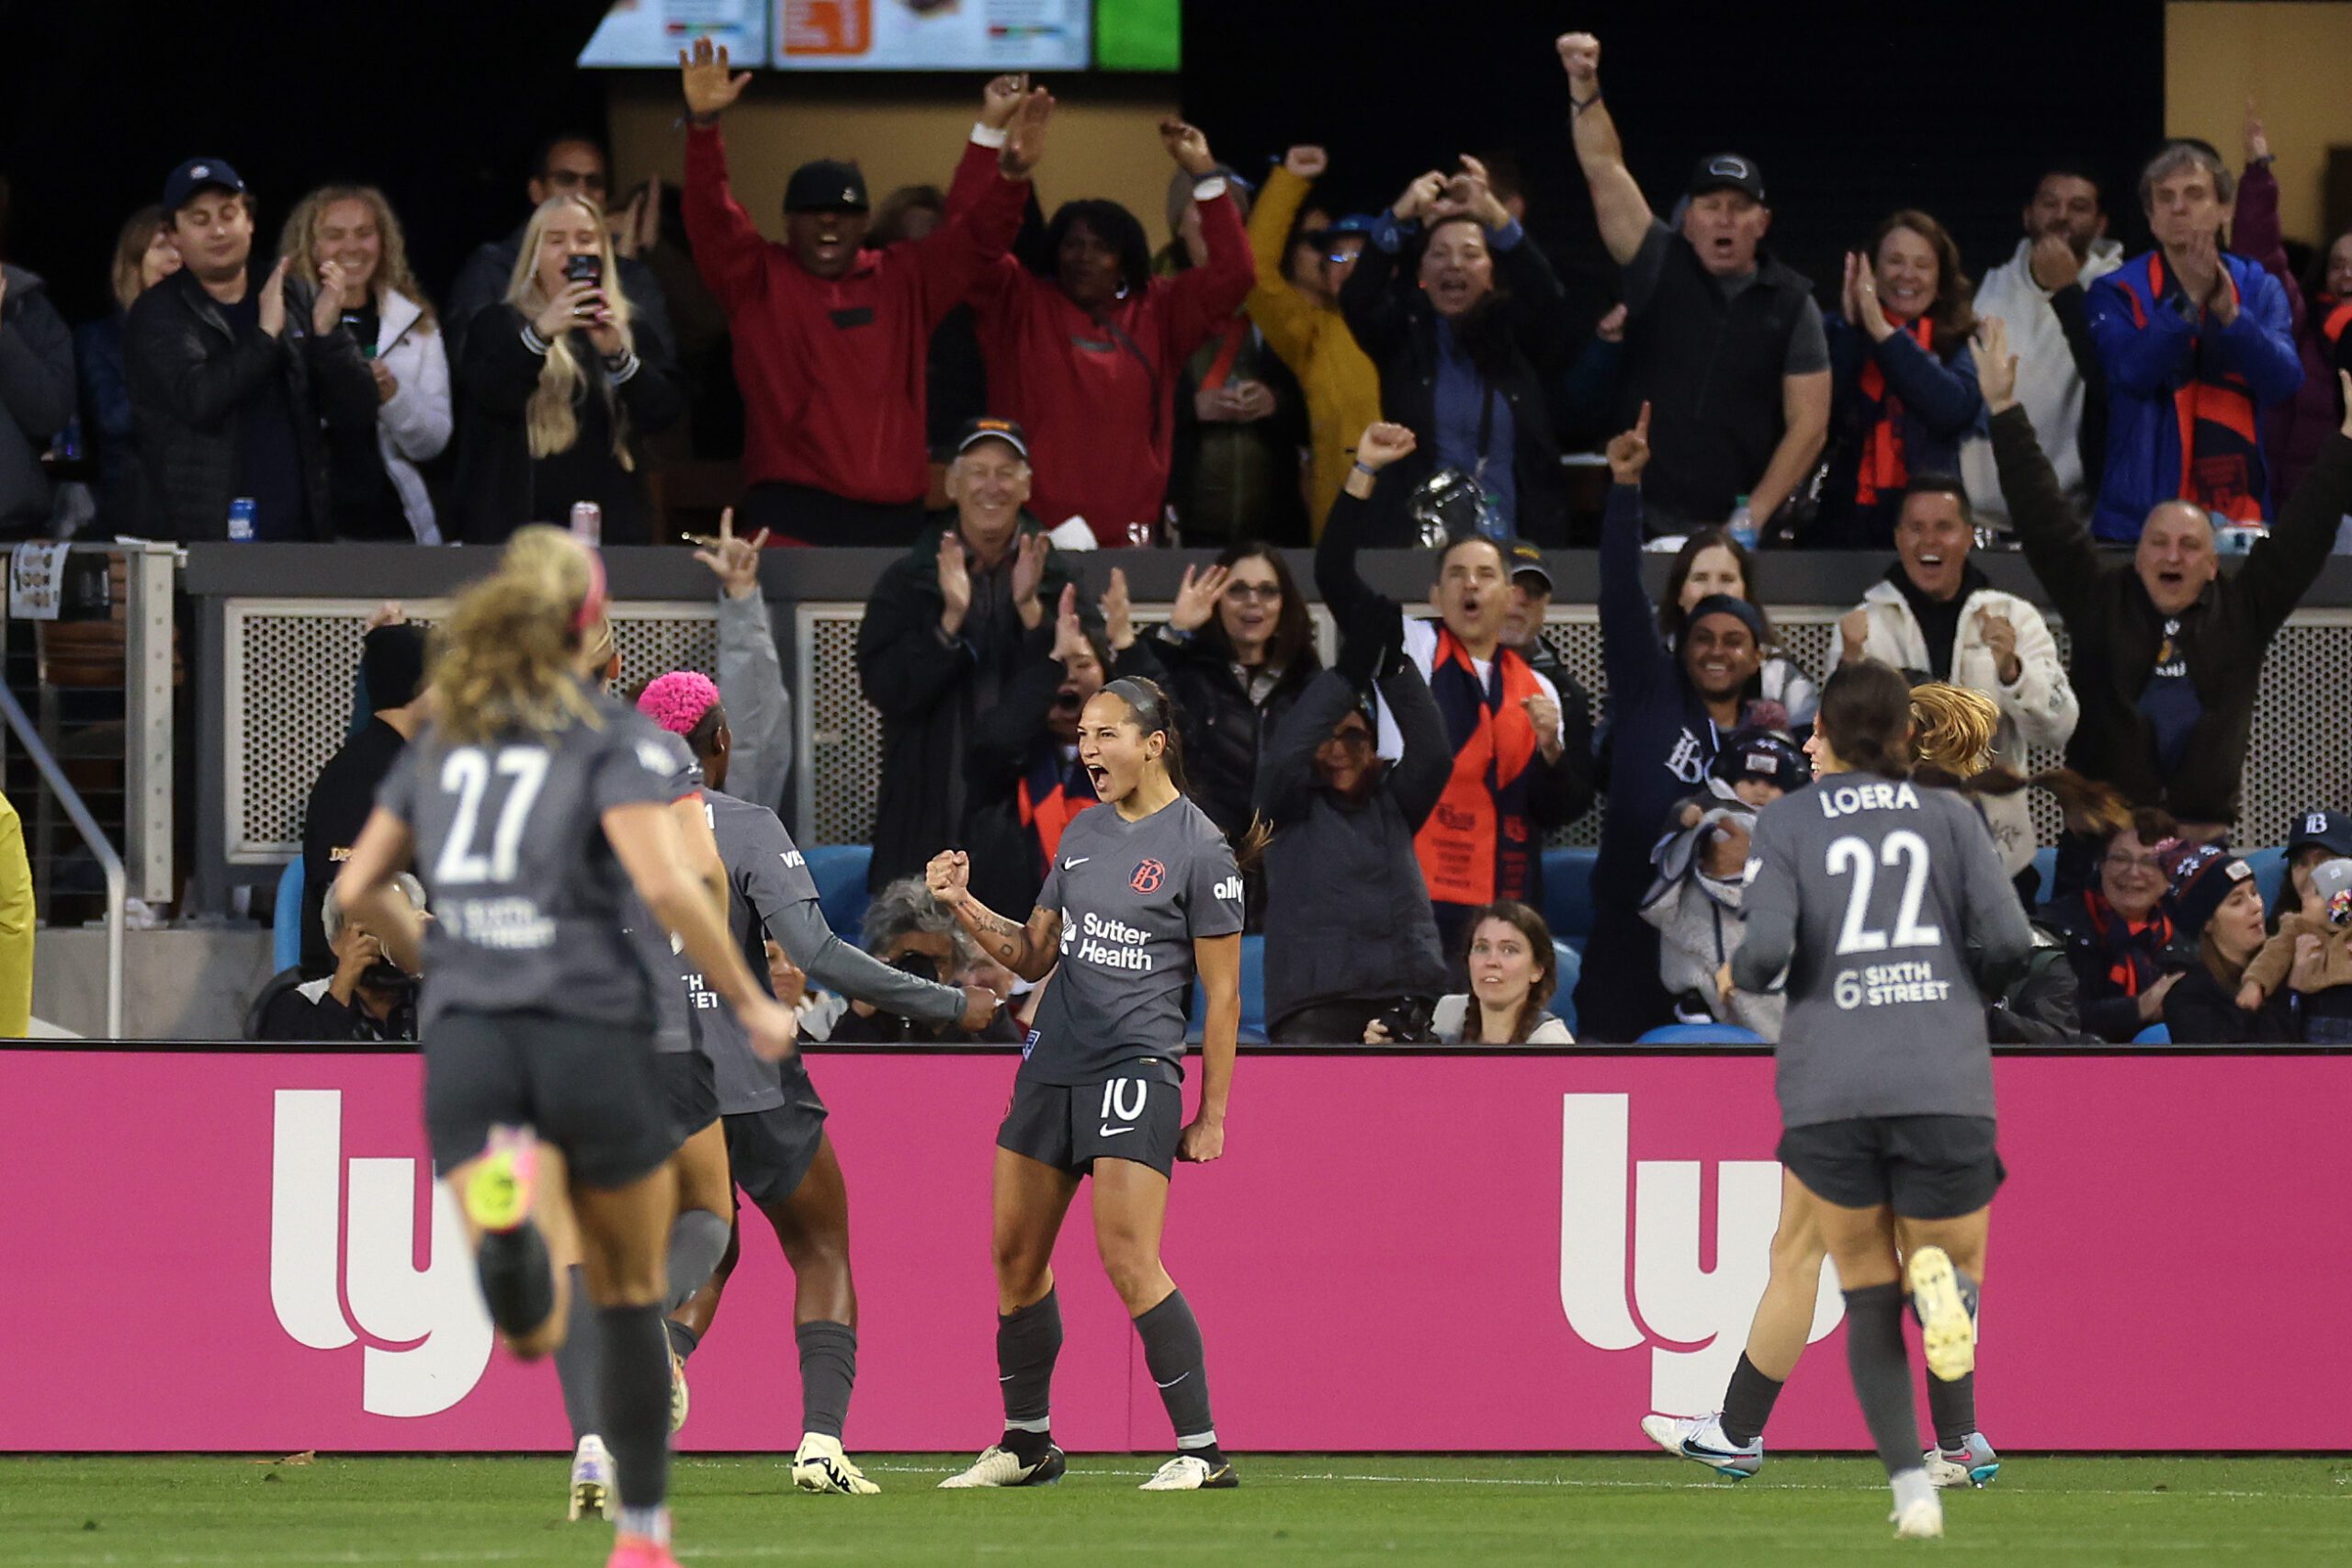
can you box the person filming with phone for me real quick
[448,193,684,544]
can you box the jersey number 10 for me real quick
[435,747,550,886]
[1825,830,1942,955]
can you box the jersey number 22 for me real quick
[1826,830,1942,955]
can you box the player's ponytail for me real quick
[1103,675,1271,874]
[430,525,604,745]
[1814,660,1915,779]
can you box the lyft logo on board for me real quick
[269,1089,492,1416]
[1557,1093,1842,1413]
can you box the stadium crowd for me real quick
[6,34,2352,1046]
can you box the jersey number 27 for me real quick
[1826,830,1942,955]
[435,747,550,886]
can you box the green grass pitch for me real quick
[0,1454,2345,1565]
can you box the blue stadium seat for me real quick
[2132,1021,2171,1044]
[2030,845,2058,904]
[1188,933,1268,1043]
[272,860,305,976]
[2244,844,2288,912]
[1541,848,1600,944]
[1551,941,1581,1034]
[1635,1022,1770,1044]
[801,845,873,942]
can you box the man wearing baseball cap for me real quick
[679,40,1050,548]
[1498,537,1597,814]
[1557,33,1830,537]
[123,157,374,540]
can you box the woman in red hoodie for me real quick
[950,114,1255,547]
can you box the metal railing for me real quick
[0,679,123,1036]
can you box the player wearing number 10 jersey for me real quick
[1728,660,2032,1542]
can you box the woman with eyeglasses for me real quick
[2038,808,2195,1041]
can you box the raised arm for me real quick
[1338,179,1431,367]
[1556,33,1654,267]
[678,39,771,310]
[1598,404,1668,701]
[1313,421,1414,626]
[2235,372,2352,635]
[606,798,796,1059]
[1158,120,1257,353]
[913,80,1052,329]
[696,510,793,812]
[926,849,1063,983]
[1974,317,2099,626]
[1244,151,1323,367]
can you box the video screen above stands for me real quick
[579,0,1178,73]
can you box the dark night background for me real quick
[0,0,2166,328]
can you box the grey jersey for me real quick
[379,697,677,1033]
[684,788,964,1115]
[1733,775,2033,1127]
[618,730,706,1055]
[1024,795,1244,1087]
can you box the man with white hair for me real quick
[255,874,425,1041]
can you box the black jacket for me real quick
[299,717,410,978]
[2038,888,2196,1043]
[1153,628,1322,849]
[445,231,675,373]
[122,267,375,541]
[1338,227,1575,545]
[1995,403,2352,825]
[1257,665,1451,1032]
[2164,963,2301,1043]
[0,264,75,536]
[449,303,685,545]
[855,517,1083,895]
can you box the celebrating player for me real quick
[636,671,996,1495]
[925,676,1249,1491]
[1721,660,2032,1540]
[334,526,797,1568]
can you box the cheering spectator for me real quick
[1257,630,1450,1045]
[1339,157,1574,544]
[0,246,74,537]
[1317,422,1591,967]
[1580,405,1770,1041]
[963,580,1159,921]
[2232,107,2339,503]
[857,418,1079,894]
[867,183,989,453]
[689,508,794,817]
[278,186,450,542]
[257,878,424,1043]
[1826,471,2075,875]
[2086,141,2301,541]
[445,130,672,366]
[1246,146,1382,529]
[1559,33,1828,536]
[1958,164,2120,526]
[2273,809,2352,927]
[1979,319,2352,836]
[2161,843,2305,1043]
[682,50,1045,547]
[1653,529,1817,735]
[1373,901,1572,1044]
[124,159,375,541]
[1150,544,1323,853]
[297,618,428,977]
[74,208,179,535]
[447,192,684,544]
[948,117,1253,546]
[826,876,1021,1044]
[2040,808,2192,1042]
[1164,168,1310,547]
[1815,212,1984,548]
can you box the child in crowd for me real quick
[2236,855,2352,1041]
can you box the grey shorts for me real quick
[424,1010,672,1191]
[723,1101,830,1208]
[998,1072,1183,1179]
[658,1049,720,1145]
[1779,1114,2005,1220]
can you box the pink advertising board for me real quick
[1,1046,2340,1452]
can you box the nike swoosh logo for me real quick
[1097,1123,1136,1137]
[1154,1371,1192,1389]
[1062,856,1091,869]
[999,1374,1017,1382]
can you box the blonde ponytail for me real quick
[429,525,605,744]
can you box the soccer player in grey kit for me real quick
[336,527,797,1568]
[926,675,1249,1491]
[1724,660,2032,1541]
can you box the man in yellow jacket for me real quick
[0,790,30,1036]
[1245,146,1383,533]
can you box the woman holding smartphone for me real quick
[451,195,685,545]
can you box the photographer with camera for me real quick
[256,877,425,1042]
[827,876,1022,1044]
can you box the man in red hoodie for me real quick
[681,42,1051,547]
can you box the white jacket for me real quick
[369,289,451,544]
[1826,577,2078,874]
[1958,235,2122,524]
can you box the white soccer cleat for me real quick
[1905,1246,1976,1382]
[669,1351,690,1435]
[568,1434,615,1522]
[936,1443,1067,1488]
[792,1433,880,1495]
[1924,1432,2001,1489]
[1892,1495,1946,1539]
[1138,1453,1238,1491]
[1639,1412,1764,1479]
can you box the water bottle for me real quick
[227,497,257,543]
[1727,495,1758,551]
[569,501,602,547]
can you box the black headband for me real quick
[1102,677,1167,733]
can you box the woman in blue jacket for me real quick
[1814,210,1984,548]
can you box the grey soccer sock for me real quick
[1843,1283,1925,1478]
[796,1321,858,1439]
[664,1209,732,1314]
[996,1289,1062,1461]
[1927,1371,1977,1450]
[596,1303,673,1513]
[664,1318,702,1364]
[552,1267,601,1443]
[1134,1290,1220,1460]
[1719,1352,1782,1449]
[475,1219,556,1338]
